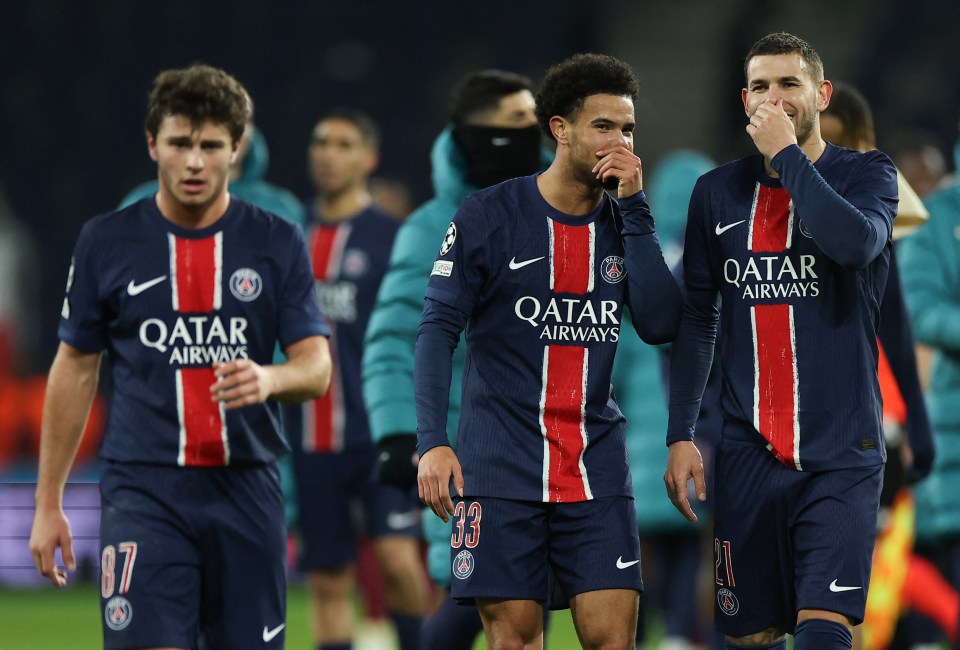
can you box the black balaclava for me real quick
[452,124,543,189]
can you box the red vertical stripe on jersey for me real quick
[753,304,799,470]
[177,368,227,466]
[542,345,589,502]
[173,236,218,312]
[750,185,792,253]
[310,225,342,282]
[551,222,592,294]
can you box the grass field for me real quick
[0,580,585,649]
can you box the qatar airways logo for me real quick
[514,296,620,343]
[316,280,357,323]
[724,254,820,299]
[139,316,249,365]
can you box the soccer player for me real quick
[363,69,550,650]
[663,33,899,650]
[28,64,332,649]
[284,109,425,650]
[416,53,682,648]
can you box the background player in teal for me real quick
[362,69,550,650]
[664,33,899,650]
[416,53,681,648]
[283,109,426,650]
[28,65,332,649]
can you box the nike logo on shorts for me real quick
[127,275,167,296]
[262,623,285,642]
[616,556,640,569]
[828,579,861,592]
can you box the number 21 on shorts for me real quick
[715,537,735,587]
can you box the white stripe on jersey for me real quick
[213,231,223,310]
[577,348,593,500]
[168,233,179,312]
[539,346,551,502]
[176,368,186,466]
[586,222,596,293]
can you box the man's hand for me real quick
[418,446,463,523]
[378,434,420,491]
[663,440,707,524]
[211,359,274,409]
[29,506,75,588]
[593,144,643,198]
[746,98,797,160]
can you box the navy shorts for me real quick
[98,461,287,649]
[712,439,883,636]
[293,445,421,570]
[448,496,642,608]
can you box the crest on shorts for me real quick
[229,268,263,302]
[717,587,739,616]
[453,549,475,580]
[440,222,457,256]
[104,596,133,631]
[601,256,626,284]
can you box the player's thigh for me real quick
[99,463,201,650]
[201,463,288,649]
[794,463,882,625]
[448,497,549,604]
[569,588,639,648]
[712,441,799,638]
[293,449,365,569]
[548,496,643,600]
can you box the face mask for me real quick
[453,124,543,189]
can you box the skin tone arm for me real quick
[29,342,102,588]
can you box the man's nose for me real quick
[186,147,204,170]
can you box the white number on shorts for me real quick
[714,538,735,587]
[101,541,139,598]
[450,501,482,549]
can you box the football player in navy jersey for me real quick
[284,109,426,650]
[664,33,899,650]
[29,65,331,650]
[416,53,681,648]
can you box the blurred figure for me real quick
[362,69,551,650]
[285,109,426,650]
[886,130,950,200]
[369,176,414,222]
[900,119,960,650]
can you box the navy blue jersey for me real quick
[289,205,399,452]
[423,175,641,503]
[59,197,329,466]
[669,144,898,471]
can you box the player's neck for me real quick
[536,165,604,216]
[155,188,231,230]
[314,187,371,223]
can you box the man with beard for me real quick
[664,33,899,650]
[415,53,681,648]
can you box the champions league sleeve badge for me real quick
[601,256,626,284]
[440,222,457,256]
[229,268,263,302]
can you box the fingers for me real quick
[211,361,265,409]
[32,543,70,588]
[419,469,452,523]
[664,472,699,524]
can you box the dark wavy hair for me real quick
[314,108,381,150]
[744,32,824,84]
[450,69,534,126]
[821,82,875,150]
[535,53,640,141]
[145,64,251,144]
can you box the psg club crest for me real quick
[229,268,263,302]
[104,596,133,631]
[342,248,370,278]
[601,256,626,284]
[440,222,457,256]
[717,588,740,616]
[452,550,475,580]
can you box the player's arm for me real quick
[415,297,468,522]
[211,335,331,409]
[30,341,102,588]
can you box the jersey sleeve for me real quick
[423,195,492,316]
[57,221,107,353]
[277,223,330,349]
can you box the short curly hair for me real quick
[744,32,824,84]
[145,64,252,144]
[535,53,640,141]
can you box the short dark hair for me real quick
[822,82,875,150]
[535,53,640,141]
[744,32,824,84]
[450,69,534,126]
[315,108,381,150]
[145,64,251,144]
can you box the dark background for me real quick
[2,0,959,373]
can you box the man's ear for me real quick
[146,132,159,162]
[550,116,568,145]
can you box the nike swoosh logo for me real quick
[829,579,861,593]
[262,624,285,642]
[508,256,545,270]
[715,220,746,236]
[127,275,167,296]
[387,511,419,530]
[616,556,640,570]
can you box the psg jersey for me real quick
[671,144,898,471]
[423,175,635,503]
[59,197,329,467]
